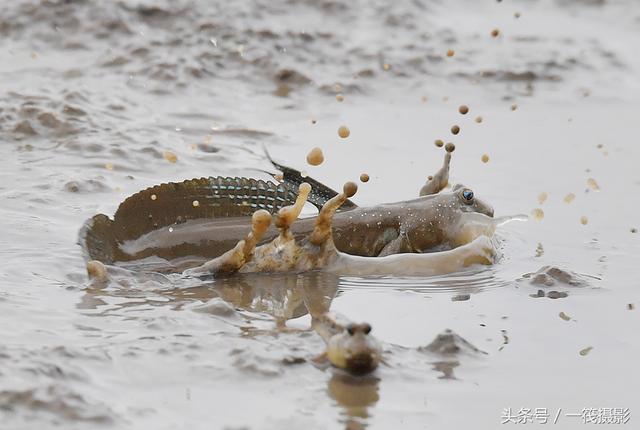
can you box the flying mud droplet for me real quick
[631,228,637,234]
[343,182,358,198]
[510,104,518,111]
[538,192,548,205]
[514,12,521,18]
[421,96,428,103]
[150,194,157,201]
[164,151,178,163]
[628,303,635,310]
[193,200,200,207]
[445,143,455,153]
[491,28,500,38]
[481,154,489,163]
[382,63,391,71]
[359,173,370,183]
[105,163,114,171]
[587,178,600,191]
[446,49,455,57]
[475,116,483,123]
[579,346,593,357]
[311,119,317,124]
[564,193,576,203]
[531,208,544,221]
[334,83,342,92]
[535,243,544,257]
[335,94,344,102]
[580,216,588,225]
[458,105,469,115]
[559,312,571,321]
[306,147,324,166]
[451,125,460,135]
[338,126,350,138]
[434,139,444,148]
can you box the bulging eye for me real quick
[462,189,474,203]
[362,323,372,335]
[346,324,356,336]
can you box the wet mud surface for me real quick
[1,0,639,429]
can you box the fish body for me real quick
[80,148,492,266]
[81,179,492,266]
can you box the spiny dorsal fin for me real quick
[111,177,300,242]
[264,151,358,210]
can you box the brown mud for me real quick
[1,0,639,429]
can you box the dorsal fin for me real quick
[110,177,300,242]
[265,151,357,211]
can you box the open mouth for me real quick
[345,353,378,375]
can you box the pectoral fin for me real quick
[378,233,409,257]
[311,352,331,370]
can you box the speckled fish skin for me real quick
[80,175,493,265]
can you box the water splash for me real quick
[329,213,527,277]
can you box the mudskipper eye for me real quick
[346,324,356,336]
[462,189,474,203]
[362,323,372,335]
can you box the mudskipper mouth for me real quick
[485,205,495,218]
[463,200,494,218]
[477,195,495,217]
[346,353,378,375]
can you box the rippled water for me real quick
[1,0,639,429]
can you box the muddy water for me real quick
[1,0,639,429]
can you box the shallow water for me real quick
[1,0,639,429]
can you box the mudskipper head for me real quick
[452,184,494,217]
[327,322,381,375]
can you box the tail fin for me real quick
[78,214,117,264]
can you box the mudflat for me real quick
[1,1,638,429]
